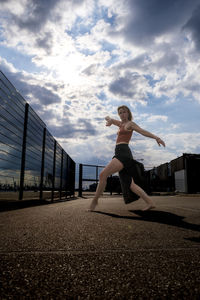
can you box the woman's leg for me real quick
[130,179,155,211]
[88,158,124,211]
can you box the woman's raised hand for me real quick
[105,116,112,126]
[156,137,165,147]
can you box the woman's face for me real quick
[118,108,129,121]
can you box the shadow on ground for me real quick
[0,197,78,212]
[93,210,200,233]
[184,237,200,243]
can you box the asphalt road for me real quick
[0,194,200,299]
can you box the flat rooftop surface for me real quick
[0,194,200,299]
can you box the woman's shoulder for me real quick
[124,121,134,131]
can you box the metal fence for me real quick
[78,163,121,197]
[0,71,75,201]
[78,164,105,197]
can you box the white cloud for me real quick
[1,0,200,169]
[146,115,168,123]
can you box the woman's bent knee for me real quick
[99,170,108,181]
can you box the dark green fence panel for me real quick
[0,70,75,201]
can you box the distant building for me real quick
[88,153,200,195]
[147,153,200,193]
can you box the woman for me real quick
[88,105,165,211]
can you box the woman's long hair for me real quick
[117,105,133,121]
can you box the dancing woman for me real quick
[88,105,165,211]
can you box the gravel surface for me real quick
[0,195,200,299]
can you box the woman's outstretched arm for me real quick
[105,116,121,127]
[127,122,165,147]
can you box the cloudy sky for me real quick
[0,0,200,169]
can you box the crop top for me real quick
[116,124,133,144]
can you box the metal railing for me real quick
[78,163,122,197]
[78,163,105,197]
[0,70,75,201]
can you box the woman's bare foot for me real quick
[87,199,98,211]
[142,204,155,211]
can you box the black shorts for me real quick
[113,144,133,169]
[113,144,147,204]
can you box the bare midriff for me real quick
[116,142,129,145]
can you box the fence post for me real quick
[40,127,46,200]
[51,140,56,202]
[19,103,29,200]
[72,161,76,196]
[184,154,189,193]
[60,149,64,199]
[78,163,83,197]
[109,175,113,195]
[66,155,69,194]
[96,166,98,184]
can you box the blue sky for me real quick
[0,0,200,169]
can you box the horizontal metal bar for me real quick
[82,178,99,182]
[82,164,105,168]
